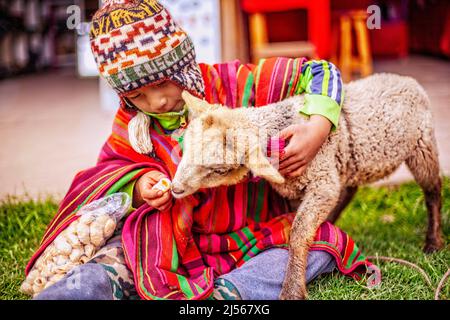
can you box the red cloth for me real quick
[241,0,331,58]
[25,58,379,300]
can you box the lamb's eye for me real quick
[213,168,232,175]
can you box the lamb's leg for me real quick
[405,134,444,253]
[327,186,358,223]
[279,173,341,300]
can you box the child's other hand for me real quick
[133,171,173,211]
[275,115,332,178]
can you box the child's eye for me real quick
[128,93,141,99]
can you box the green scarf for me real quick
[143,105,188,130]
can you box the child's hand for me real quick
[275,115,332,178]
[133,171,173,211]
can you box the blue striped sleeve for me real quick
[296,60,344,130]
[300,60,344,106]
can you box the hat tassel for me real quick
[128,111,154,154]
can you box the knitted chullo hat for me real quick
[89,0,205,154]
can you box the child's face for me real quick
[124,81,184,114]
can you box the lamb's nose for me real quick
[171,187,185,195]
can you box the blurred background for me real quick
[0,0,449,199]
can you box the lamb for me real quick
[170,73,444,300]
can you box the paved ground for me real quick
[0,69,115,200]
[370,55,450,186]
[0,55,449,199]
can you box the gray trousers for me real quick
[34,246,335,300]
[214,248,336,299]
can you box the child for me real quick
[27,0,377,300]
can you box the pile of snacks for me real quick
[20,193,131,297]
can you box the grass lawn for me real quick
[0,178,449,300]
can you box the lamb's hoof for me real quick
[423,239,444,254]
[279,287,308,300]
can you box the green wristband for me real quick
[299,94,341,131]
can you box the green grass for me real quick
[309,178,450,300]
[0,179,449,300]
[0,196,58,300]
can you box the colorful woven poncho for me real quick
[26,57,379,300]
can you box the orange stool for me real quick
[248,12,317,63]
[334,10,373,81]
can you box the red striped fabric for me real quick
[25,57,379,300]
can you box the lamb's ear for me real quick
[246,145,285,184]
[182,90,212,119]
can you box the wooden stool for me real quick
[249,12,317,63]
[240,0,333,63]
[336,10,373,81]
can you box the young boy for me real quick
[28,0,376,300]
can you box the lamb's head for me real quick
[171,91,285,199]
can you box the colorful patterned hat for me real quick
[89,0,206,155]
[89,0,205,98]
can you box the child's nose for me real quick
[147,96,168,110]
[158,97,168,108]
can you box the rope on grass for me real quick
[367,256,433,288]
[434,268,450,300]
[368,256,450,300]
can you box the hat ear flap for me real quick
[128,111,154,154]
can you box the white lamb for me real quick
[170,73,444,300]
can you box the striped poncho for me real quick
[26,57,378,300]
